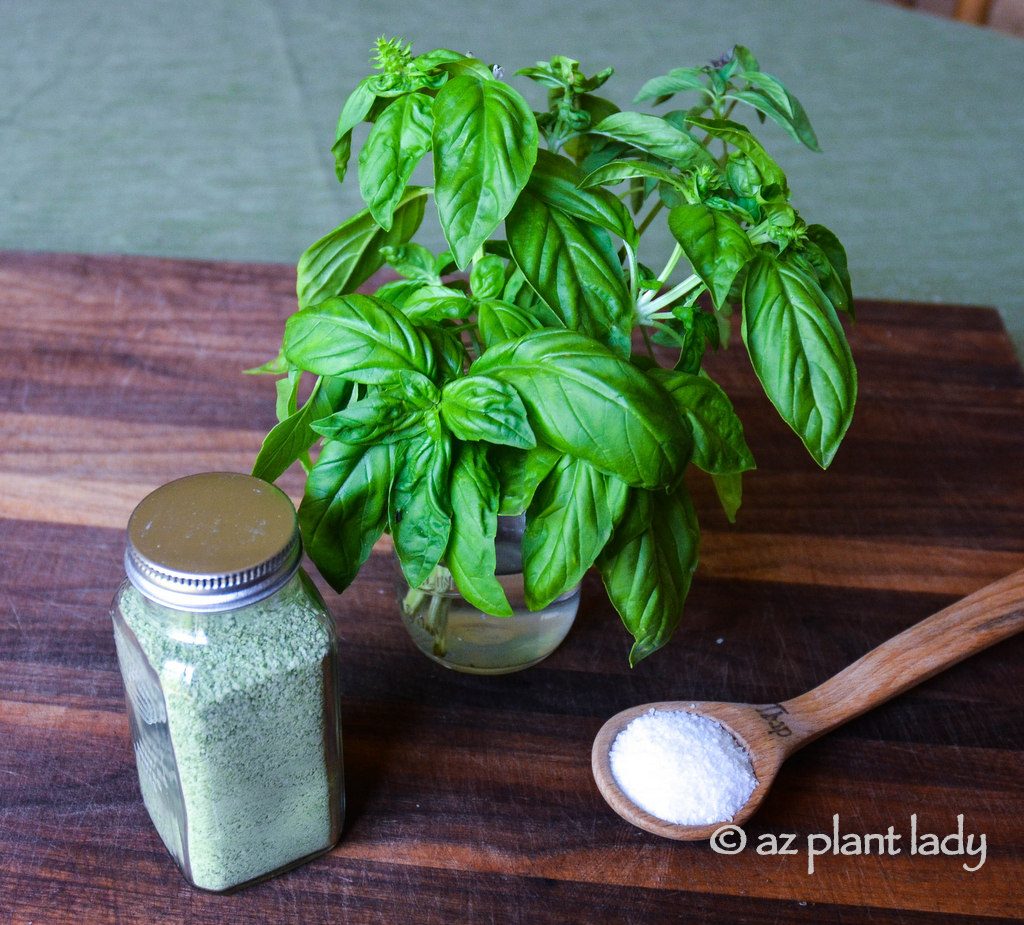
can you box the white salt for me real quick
[609,709,757,825]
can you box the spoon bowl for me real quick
[592,700,788,840]
[592,567,1024,840]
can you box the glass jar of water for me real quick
[398,515,579,674]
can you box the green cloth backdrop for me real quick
[2,0,1022,353]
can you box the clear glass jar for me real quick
[112,472,343,893]
[398,515,579,674]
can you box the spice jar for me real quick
[111,472,343,892]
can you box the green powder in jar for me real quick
[115,577,335,892]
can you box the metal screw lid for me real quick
[125,472,302,612]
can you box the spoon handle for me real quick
[777,566,1024,753]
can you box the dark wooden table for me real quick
[1,251,1022,923]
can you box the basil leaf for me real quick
[686,117,787,191]
[515,65,566,89]
[373,278,428,306]
[298,440,394,592]
[516,57,612,93]
[633,67,710,104]
[422,326,468,383]
[469,254,506,300]
[711,470,743,523]
[433,76,538,269]
[501,265,529,303]
[312,375,437,443]
[284,293,436,384]
[500,268,558,319]
[482,240,511,261]
[474,330,691,488]
[411,48,469,71]
[245,348,289,376]
[523,455,629,610]
[446,443,512,616]
[579,137,631,175]
[806,224,853,317]
[358,93,434,230]
[561,93,620,162]
[391,434,453,588]
[790,247,850,324]
[579,159,688,194]
[527,149,637,247]
[733,46,760,72]
[590,112,714,170]
[742,252,856,468]
[491,444,561,516]
[394,284,471,322]
[579,80,615,101]
[253,377,352,483]
[379,243,440,283]
[650,369,755,474]
[669,305,720,374]
[476,298,545,348]
[438,57,495,81]
[597,484,699,666]
[506,190,632,356]
[728,73,819,151]
[434,251,458,275]
[704,195,758,224]
[331,77,376,184]
[367,71,447,98]
[726,154,762,199]
[297,187,427,308]
[668,203,755,309]
[440,375,535,449]
[275,368,302,421]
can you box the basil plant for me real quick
[252,39,856,665]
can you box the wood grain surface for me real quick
[1,251,1022,923]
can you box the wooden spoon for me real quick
[592,567,1024,840]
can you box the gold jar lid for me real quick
[125,472,302,612]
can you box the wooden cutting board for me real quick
[1,251,1022,923]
